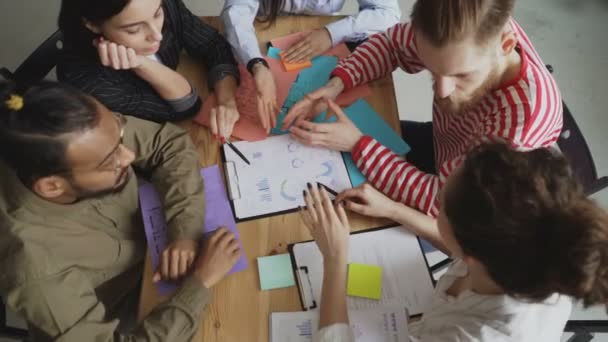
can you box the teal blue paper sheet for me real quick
[324,99,410,186]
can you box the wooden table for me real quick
[138,15,401,342]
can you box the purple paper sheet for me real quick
[139,165,248,295]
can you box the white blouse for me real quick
[221,0,401,64]
[314,260,573,342]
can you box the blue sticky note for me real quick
[316,100,411,186]
[272,55,339,134]
[258,254,296,290]
[267,46,282,59]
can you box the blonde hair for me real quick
[411,0,515,46]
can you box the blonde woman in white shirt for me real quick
[301,141,608,342]
[221,0,400,132]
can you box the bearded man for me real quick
[282,0,562,217]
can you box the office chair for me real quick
[0,297,27,341]
[547,65,608,196]
[0,30,63,85]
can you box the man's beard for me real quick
[435,68,502,115]
[70,167,132,201]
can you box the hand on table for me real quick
[192,228,241,288]
[154,239,197,282]
[336,183,401,220]
[283,29,332,63]
[94,37,144,70]
[253,64,279,132]
[289,99,362,152]
[301,183,351,263]
[210,101,240,141]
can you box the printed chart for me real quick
[224,135,352,220]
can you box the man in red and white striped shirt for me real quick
[283,0,562,217]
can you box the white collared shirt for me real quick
[221,0,401,64]
[314,259,573,342]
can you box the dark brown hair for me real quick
[258,0,289,26]
[445,143,608,306]
[58,0,132,54]
[411,0,515,46]
[0,81,99,186]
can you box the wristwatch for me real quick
[247,57,269,75]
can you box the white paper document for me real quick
[270,305,410,342]
[224,135,352,220]
[292,226,434,315]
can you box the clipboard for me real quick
[288,224,437,317]
[221,135,353,222]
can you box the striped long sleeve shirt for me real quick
[333,19,563,216]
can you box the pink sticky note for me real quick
[193,59,298,142]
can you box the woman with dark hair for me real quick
[302,144,608,341]
[221,0,400,132]
[58,0,241,141]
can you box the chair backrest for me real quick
[546,64,607,196]
[557,102,607,196]
[0,296,28,340]
[9,30,64,85]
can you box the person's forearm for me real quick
[319,259,349,329]
[127,116,204,241]
[134,59,192,101]
[353,137,441,215]
[388,202,451,255]
[324,3,401,46]
[324,77,346,99]
[214,76,238,106]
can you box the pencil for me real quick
[318,182,338,196]
[225,138,251,165]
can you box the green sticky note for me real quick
[347,263,383,299]
[257,254,296,290]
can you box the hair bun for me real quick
[5,94,24,111]
[0,81,20,116]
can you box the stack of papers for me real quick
[270,305,410,342]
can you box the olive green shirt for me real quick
[0,116,209,341]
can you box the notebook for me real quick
[289,225,434,316]
[270,305,410,342]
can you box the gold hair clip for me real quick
[5,94,24,111]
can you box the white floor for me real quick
[1,0,607,341]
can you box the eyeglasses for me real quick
[57,112,127,176]
[97,112,127,175]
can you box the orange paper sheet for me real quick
[193,59,298,142]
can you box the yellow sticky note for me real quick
[347,263,382,300]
